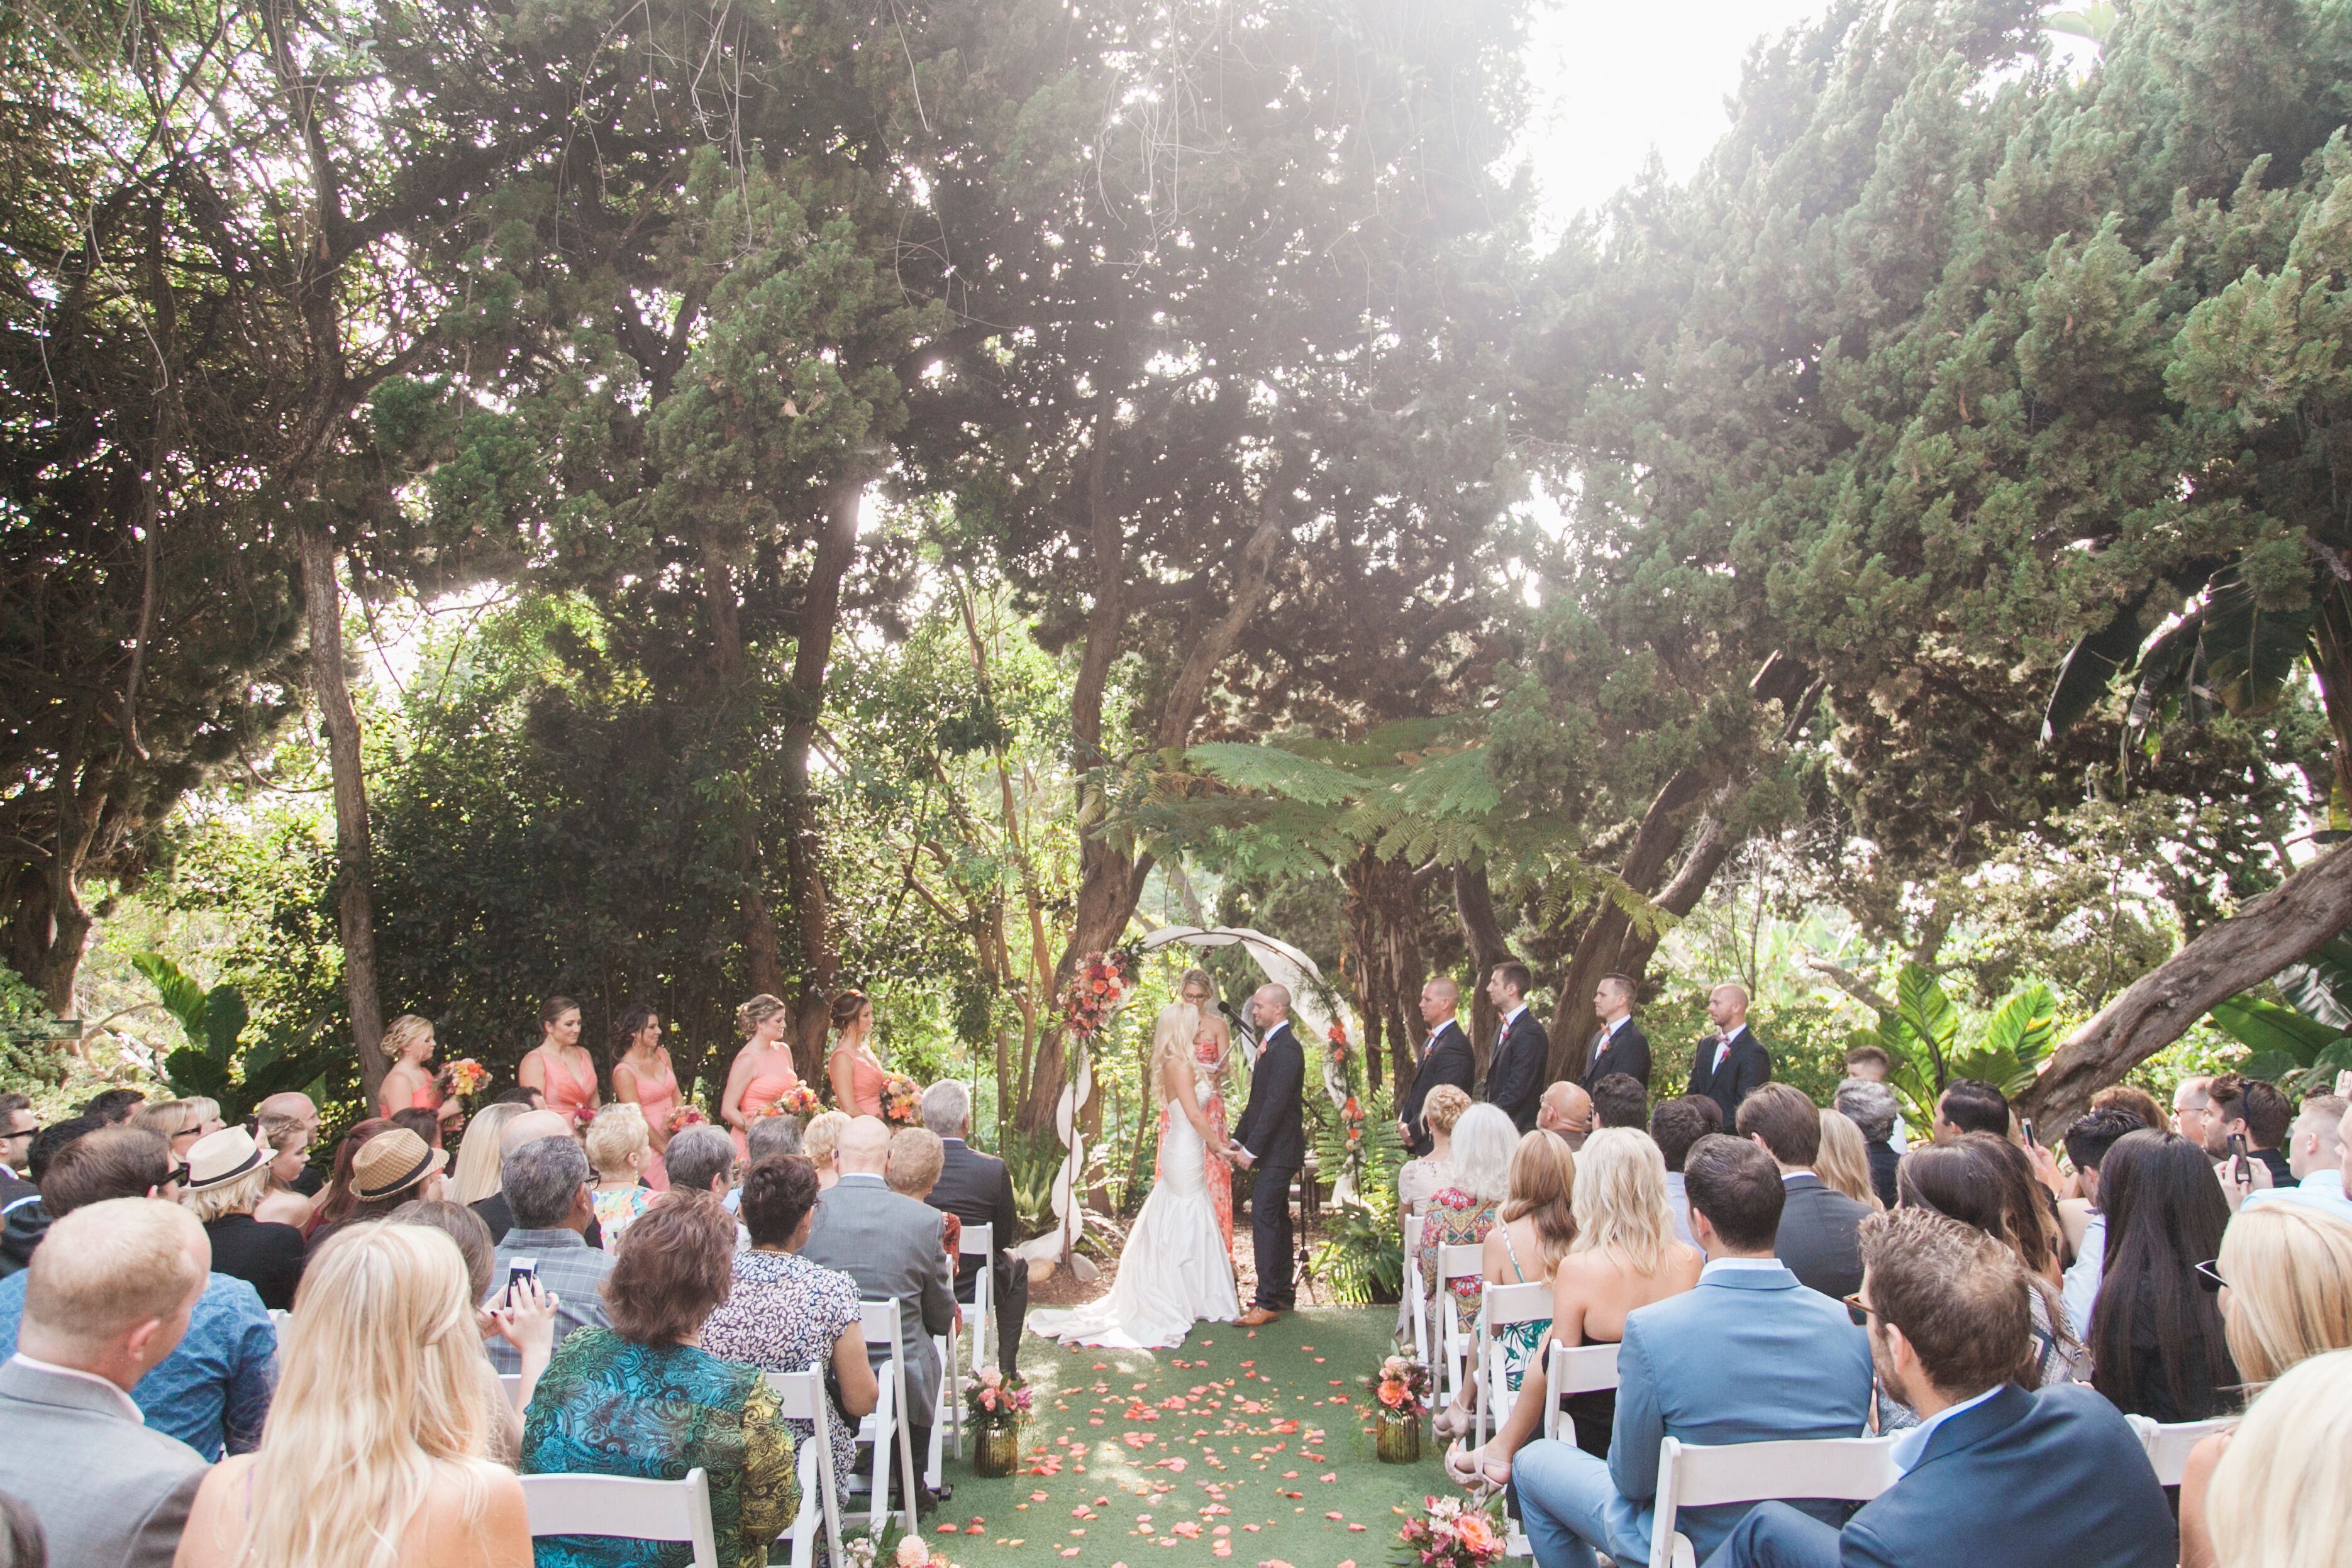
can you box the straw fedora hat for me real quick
[350,1127,450,1201]
[185,1125,269,1191]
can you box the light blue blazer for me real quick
[1601,1262,1875,1562]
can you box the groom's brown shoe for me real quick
[1236,1306,1282,1327]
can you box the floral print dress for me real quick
[1417,1188,1499,1336]
[697,1249,865,1498]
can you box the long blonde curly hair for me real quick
[1148,1002,1221,1108]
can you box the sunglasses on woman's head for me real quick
[2195,1259,2226,1293]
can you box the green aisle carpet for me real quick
[910,1305,1452,1568]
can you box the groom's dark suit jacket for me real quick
[1234,1022,1306,1171]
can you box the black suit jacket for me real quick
[1687,1025,1772,1125]
[1234,1024,1307,1171]
[1580,1017,1652,1090]
[1399,1022,1475,1156]
[472,1191,604,1251]
[1484,1008,1549,1133]
[928,1137,1019,1300]
[1774,1173,1870,1300]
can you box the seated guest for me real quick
[2204,1072,2295,1188]
[389,1105,445,1152]
[799,1117,955,1513]
[130,1098,218,1163]
[2243,1093,2352,1223]
[306,1116,393,1237]
[183,1125,307,1310]
[521,1193,799,1565]
[1831,1078,1902,1207]
[723,1115,802,1218]
[663,1124,736,1199]
[1460,1127,1701,1477]
[801,1110,850,1191]
[1738,1082,1870,1299]
[0,1093,34,1191]
[391,1198,559,1464]
[1417,1103,1519,1349]
[485,1134,615,1374]
[1706,1206,2173,1568]
[2090,1083,2167,1134]
[306,1127,449,1252]
[585,1104,655,1242]
[887,1126,962,1286]
[81,1087,148,1124]
[920,1081,1028,1376]
[1590,1073,1650,1133]
[1650,1095,1721,1247]
[701,1156,879,1515]
[1932,1078,2009,1142]
[1540,1082,1595,1151]
[2205,1348,2352,1568]
[252,1090,324,1196]
[471,1108,604,1249]
[1,1118,102,1277]
[250,1108,318,1230]
[2058,1105,2144,1334]
[1897,1135,2085,1385]
[1813,1109,1883,1213]
[1400,1084,1472,1217]
[2089,1128,2236,1422]
[178,1224,532,1568]
[1510,1134,1872,1567]
[0,1198,209,1568]
[447,1100,530,1208]
[1434,1129,1578,1440]
[0,1126,273,1458]
[2177,1203,2352,1568]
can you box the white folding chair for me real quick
[1648,1435,1902,1568]
[2127,1414,2232,1487]
[929,1329,957,1488]
[1542,1340,1622,1445]
[764,1364,845,1568]
[1402,1213,1429,1366]
[267,1308,292,1333]
[521,1466,720,1568]
[850,1297,920,1535]
[498,1372,525,1413]
[959,1220,996,1372]
[1434,1243,1485,1408]
[1475,1281,1555,1449]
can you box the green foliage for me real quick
[1308,1083,1405,1306]
[1847,964,2062,1126]
[132,954,331,1120]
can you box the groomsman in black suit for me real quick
[1397,978,1476,1157]
[1231,984,1306,1326]
[1482,961,1549,1134]
[1687,981,1773,1126]
[1580,972,1652,1090]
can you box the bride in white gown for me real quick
[1030,1000,1241,1349]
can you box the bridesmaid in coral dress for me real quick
[519,996,601,1128]
[375,1013,463,1130]
[611,1003,680,1190]
[721,993,802,1159]
[824,990,886,1118]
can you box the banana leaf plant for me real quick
[1848,963,2060,1129]
[132,953,330,1121]
[2205,934,2352,1091]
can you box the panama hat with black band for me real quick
[184,1125,270,1191]
[350,1127,450,1202]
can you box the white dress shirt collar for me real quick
[835,1171,889,1188]
[8,1352,143,1423]
[1780,1168,1817,1181]
[1699,1256,1783,1279]
[1501,1003,1527,1031]
[1890,1384,2002,1474]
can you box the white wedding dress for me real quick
[1029,1060,1241,1350]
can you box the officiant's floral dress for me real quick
[1185,1032,1234,1249]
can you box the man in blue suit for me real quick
[1512,1135,1873,1568]
[1705,1208,2174,1568]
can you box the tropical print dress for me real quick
[520,1328,799,1568]
[1417,1189,1500,1335]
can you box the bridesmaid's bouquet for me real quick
[445,1058,490,1098]
[881,1072,922,1126]
[765,1082,822,1118]
[665,1103,707,1134]
[1398,1494,1507,1567]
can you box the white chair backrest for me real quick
[267,1308,292,1332]
[764,1364,843,1568]
[764,1367,824,1420]
[1404,1213,1424,1254]
[958,1221,994,1258]
[521,1467,720,1568]
[1548,1340,1621,1396]
[862,1296,902,1348]
[1437,1243,1485,1286]
[498,1372,524,1412]
[2128,1414,2232,1488]
[1650,1436,1900,1568]
[1482,1280,1553,1331]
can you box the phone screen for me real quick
[506,1258,538,1303]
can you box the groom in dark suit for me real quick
[1397,978,1475,1157]
[1231,983,1306,1326]
[1482,961,1549,1133]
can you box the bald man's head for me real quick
[254,1091,318,1136]
[1706,984,1751,1030]
[1419,978,1460,1028]
[1539,1082,1592,1147]
[501,1108,575,1157]
[835,1116,892,1175]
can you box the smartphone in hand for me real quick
[2227,1133,2251,1191]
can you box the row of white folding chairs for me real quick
[926,1221,999,1489]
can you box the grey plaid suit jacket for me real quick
[801,1174,957,1418]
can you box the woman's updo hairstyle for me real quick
[378,1013,434,1069]
[538,995,580,1032]
[827,990,870,1035]
[610,1003,658,1054]
[736,994,789,1037]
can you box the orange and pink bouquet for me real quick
[763,1081,822,1118]
[1057,947,1136,1042]
[665,1103,707,1134]
[881,1072,922,1127]
[1367,1353,1431,1419]
[1398,1493,1507,1567]
[964,1366,1032,1430]
[443,1058,491,1098]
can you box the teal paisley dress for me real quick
[520,1328,799,1568]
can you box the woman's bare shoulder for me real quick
[420,1462,530,1566]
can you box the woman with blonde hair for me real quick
[1814,1108,1883,1212]
[800,1110,850,1191]
[184,1126,308,1310]
[132,1098,216,1161]
[446,1100,529,1208]
[2178,1204,2352,1567]
[173,1223,531,1568]
[721,993,803,1157]
[1435,1131,1578,1438]
[824,989,885,1118]
[2208,1347,2352,1568]
[253,1108,319,1229]
[375,1014,461,1129]
[1401,1084,1473,1215]
[1416,1104,1519,1357]
[584,1103,655,1242]
[1455,1127,1702,1481]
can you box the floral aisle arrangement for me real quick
[1368,1353,1433,1462]
[1397,1493,1507,1567]
[965,1366,1032,1476]
[1056,946,1138,1042]
[765,1081,823,1118]
[841,1536,961,1568]
[880,1072,923,1127]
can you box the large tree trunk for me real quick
[2017,844,2352,1130]
[298,524,386,1101]
[780,476,866,1080]
[1453,863,1510,1079]
[696,538,792,1061]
